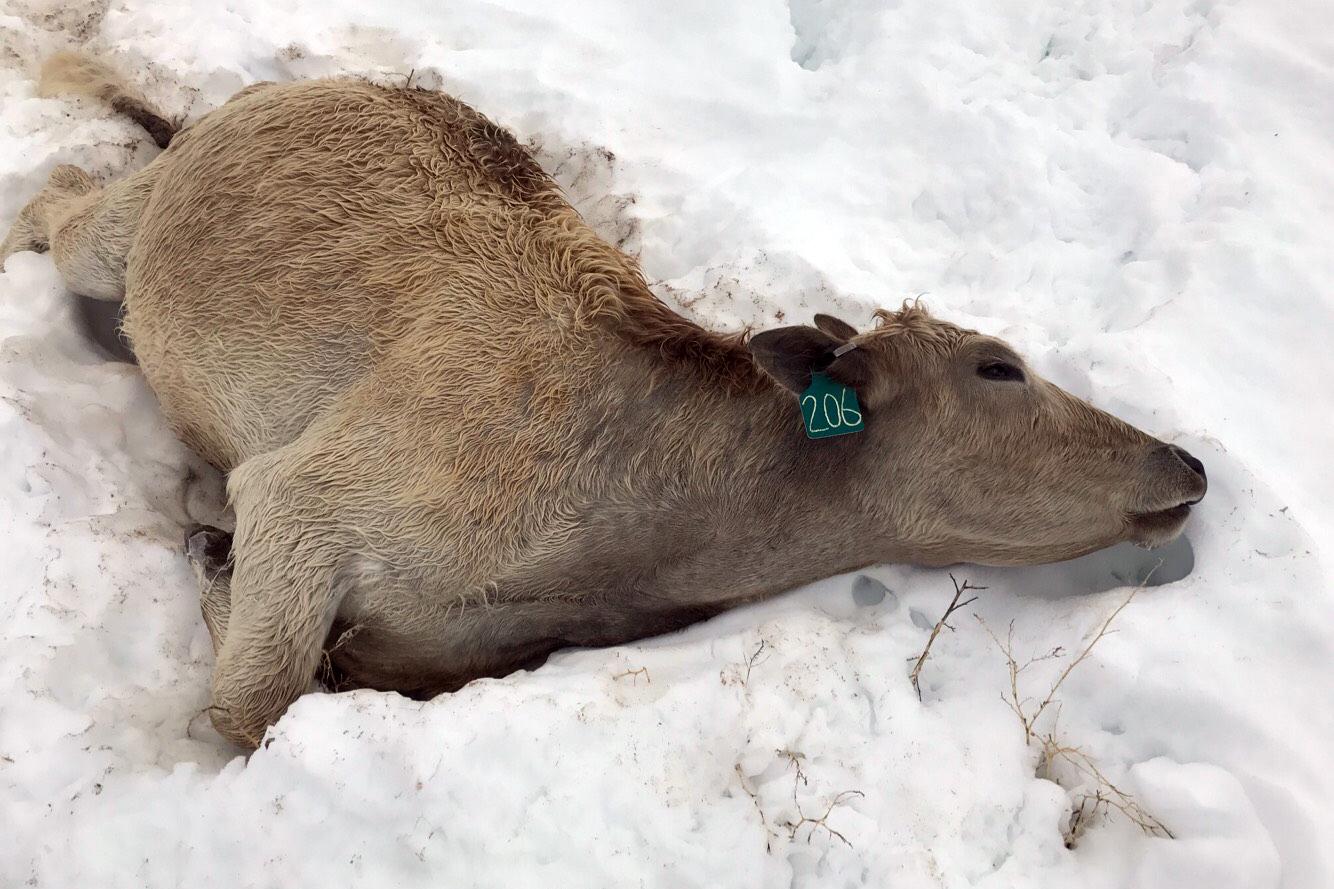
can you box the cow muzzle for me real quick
[1126,444,1207,547]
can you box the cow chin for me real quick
[919,529,1132,568]
[1127,503,1193,549]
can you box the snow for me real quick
[1,0,1332,886]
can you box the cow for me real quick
[1,53,1207,748]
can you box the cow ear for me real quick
[824,344,873,392]
[813,313,858,341]
[748,326,838,392]
[748,325,872,394]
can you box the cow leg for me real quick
[1,165,95,259]
[185,523,234,654]
[208,538,338,748]
[206,457,350,748]
[1,162,157,301]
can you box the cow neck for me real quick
[601,350,876,604]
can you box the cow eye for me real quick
[977,361,1025,383]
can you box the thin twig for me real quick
[977,570,1173,845]
[1043,738,1173,839]
[613,667,650,684]
[909,573,984,700]
[779,751,863,848]
[735,763,778,853]
[1026,589,1138,735]
[744,640,768,685]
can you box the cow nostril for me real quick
[1169,445,1207,482]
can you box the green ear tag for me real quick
[800,372,865,439]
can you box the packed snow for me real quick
[1,0,1331,886]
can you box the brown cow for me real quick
[2,53,1206,747]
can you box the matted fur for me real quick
[2,55,1206,747]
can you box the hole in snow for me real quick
[851,574,889,606]
[787,0,830,70]
[73,294,135,363]
[1000,534,1195,599]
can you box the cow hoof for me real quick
[185,523,233,577]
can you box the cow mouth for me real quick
[1127,499,1198,547]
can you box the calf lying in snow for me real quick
[2,53,1207,747]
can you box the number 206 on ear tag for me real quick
[800,372,864,439]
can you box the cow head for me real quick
[749,304,1206,566]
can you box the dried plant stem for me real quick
[909,573,984,700]
[977,579,1173,845]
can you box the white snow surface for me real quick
[1,0,1332,886]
